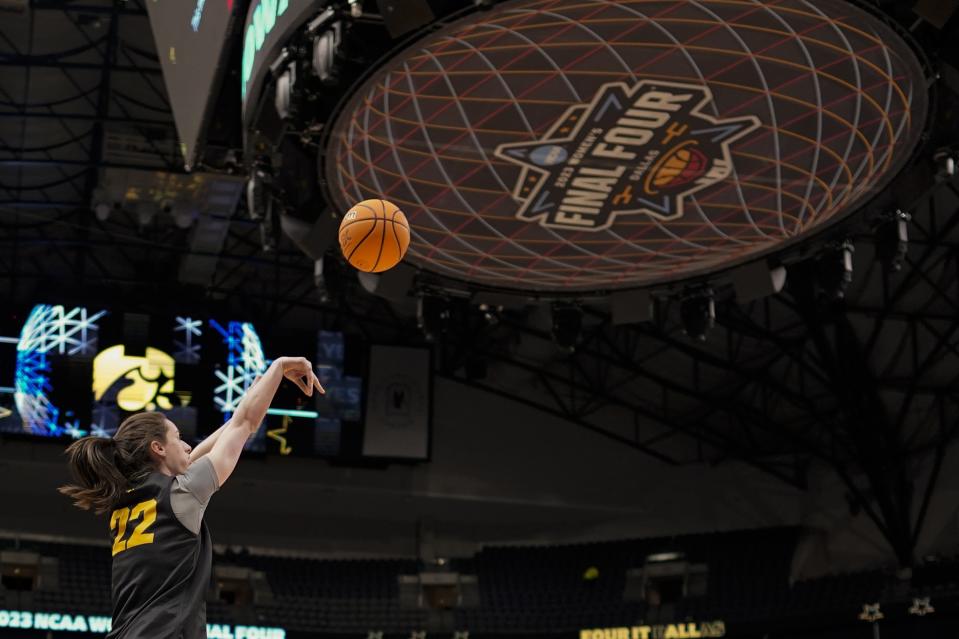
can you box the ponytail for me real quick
[59,437,126,514]
[59,411,169,514]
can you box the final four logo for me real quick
[495,81,761,231]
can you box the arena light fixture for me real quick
[172,202,198,229]
[135,201,157,227]
[478,302,502,325]
[314,258,331,303]
[646,552,684,563]
[934,148,957,182]
[816,239,855,300]
[680,287,715,342]
[551,303,582,351]
[91,187,111,221]
[274,63,298,121]
[246,166,271,222]
[875,209,910,273]
[93,202,111,222]
[418,294,452,341]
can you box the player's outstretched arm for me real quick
[207,357,323,486]
[189,419,231,463]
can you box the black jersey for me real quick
[107,471,212,639]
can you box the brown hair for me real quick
[59,412,169,514]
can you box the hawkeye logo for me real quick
[92,345,177,413]
[495,80,760,231]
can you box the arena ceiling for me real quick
[3,0,959,568]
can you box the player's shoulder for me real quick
[117,473,167,503]
[174,457,219,490]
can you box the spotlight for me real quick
[94,201,111,222]
[313,255,345,302]
[680,288,715,342]
[247,159,278,252]
[934,148,956,183]
[314,257,330,303]
[91,186,111,221]
[135,200,157,227]
[551,303,582,351]
[274,62,298,121]
[246,161,273,222]
[816,239,855,300]
[311,21,342,85]
[172,202,198,229]
[478,302,503,325]
[260,216,277,254]
[223,149,241,175]
[418,294,451,341]
[875,209,910,272]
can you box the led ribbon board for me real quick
[323,0,928,292]
[580,620,726,639]
[0,609,284,638]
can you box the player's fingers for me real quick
[312,372,325,394]
[286,372,306,394]
[298,375,313,397]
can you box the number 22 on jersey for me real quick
[110,499,157,556]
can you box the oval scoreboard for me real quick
[323,0,928,292]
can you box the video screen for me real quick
[145,0,236,166]
[0,304,363,458]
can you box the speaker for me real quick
[376,0,435,38]
[730,262,787,302]
[280,212,337,261]
[611,289,653,325]
[914,0,959,29]
[358,262,417,302]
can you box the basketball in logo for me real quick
[649,145,709,191]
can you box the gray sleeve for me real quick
[170,457,220,535]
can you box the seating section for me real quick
[1,541,111,615]
[2,529,957,634]
[454,528,800,632]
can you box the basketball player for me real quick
[60,356,324,638]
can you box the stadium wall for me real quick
[1,378,810,556]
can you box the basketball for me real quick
[338,199,410,273]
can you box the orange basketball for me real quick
[338,199,410,273]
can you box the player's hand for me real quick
[276,357,325,396]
